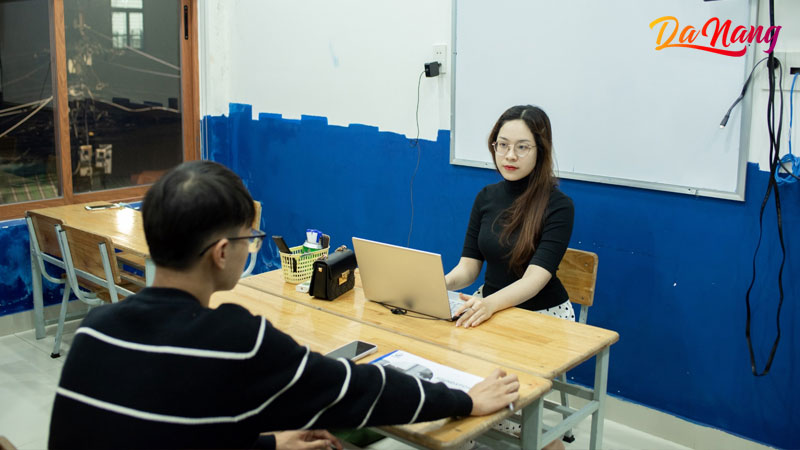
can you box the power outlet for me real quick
[433,44,447,75]
[761,51,800,91]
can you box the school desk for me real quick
[210,284,553,450]
[240,270,619,449]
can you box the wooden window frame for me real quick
[0,0,199,221]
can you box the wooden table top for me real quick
[211,284,552,450]
[32,201,149,258]
[241,270,619,379]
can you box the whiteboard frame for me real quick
[449,0,757,202]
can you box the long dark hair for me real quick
[487,105,556,275]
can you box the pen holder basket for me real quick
[279,245,329,284]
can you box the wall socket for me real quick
[761,51,800,91]
[433,44,447,75]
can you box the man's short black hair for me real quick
[142,161,255,270]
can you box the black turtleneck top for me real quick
[461,178,574,311]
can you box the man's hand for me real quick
[274,430,343,450]
[468,368,520,416]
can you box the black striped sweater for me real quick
[48,288,472,449]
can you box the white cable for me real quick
[0,97,53,139]
[108,62,180,79]
[84,25,180,71]
[0,98,51,115]
[96,98,178,114]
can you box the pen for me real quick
[508,402,515,412]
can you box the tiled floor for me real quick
[0,321,691,449]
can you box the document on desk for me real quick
[370,350,482,393]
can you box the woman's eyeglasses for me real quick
[492,141,535,158]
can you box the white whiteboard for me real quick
[451,0,754,200]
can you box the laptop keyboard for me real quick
[448,291,465,315]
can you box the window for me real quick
[111,0,144,49]
[0,0,199,219]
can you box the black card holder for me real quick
[309,249,356,301]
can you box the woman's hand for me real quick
[454,293,497,328]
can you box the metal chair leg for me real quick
[51,283,72,358]
[559,373,576,442]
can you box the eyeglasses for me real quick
[198,229,266,256]
[492,141,535,158]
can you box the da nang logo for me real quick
[649,16,781,56]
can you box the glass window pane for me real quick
[128,12,143,49]
[110,0,143,10]
[111,11,127,48]
[0,0,59,205]
[65,0,182,194]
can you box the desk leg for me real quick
[145,258,155,287]
[589,346,610,450]
[520,396,543,450]
[31,240,45,340]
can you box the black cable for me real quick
[375,301,448,321]
[720,56,768,128]
[407,70,424,247]
[744,0,786,377]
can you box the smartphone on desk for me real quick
[85,203,116,211]
[326,340,378,362]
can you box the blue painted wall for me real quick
[0,101,796,447]
[0,219,65,316]
[205,103,799,448]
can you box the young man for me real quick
[49,161,520,449]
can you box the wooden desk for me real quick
[210,284,553,450]
[240,270,619,449]
[28,202,152,339]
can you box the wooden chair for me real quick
[241,200,262,278]
[553,248,599,442]
[556,248,598,325]
[26,211,86,341]
[50,224,142,357]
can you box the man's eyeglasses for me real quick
[199,229,266,256]
[492,141,535,158]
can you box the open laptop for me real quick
[352,237,465,320]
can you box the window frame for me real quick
[0,0,199,220]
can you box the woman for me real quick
[446,105,575,328]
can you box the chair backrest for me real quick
[0,435,18,450]
[252,200,262,230]
[61,224,121,284]
[27,211,64,258]
[556,248,598,307]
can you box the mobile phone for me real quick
[85,203,115,211]
[325,340,378,362]
[272,235,292,254]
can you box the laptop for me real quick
[352,237,465,320]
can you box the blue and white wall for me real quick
[198,1,800,448]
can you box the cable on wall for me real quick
[407,70,424,247]
[744,0,788,377]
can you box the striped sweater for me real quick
[48,288,472,449]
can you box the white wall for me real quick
[199,0,800,168]
[200,0,452,142]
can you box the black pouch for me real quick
[309,249,356,301]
